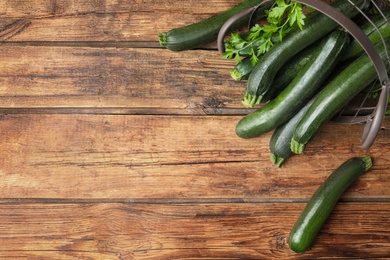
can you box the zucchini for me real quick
[235,29,350,139]
[242,0,370,108]
[288,156,372,253]
[158,0,272,52]
[270,58,357,167]
[231,42,316,86]
[290,37,390,154]
[340,12,390,61]
[230,57,253,81]
[269,92,319,167]
[261,44,318,103]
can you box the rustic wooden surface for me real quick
[0,0,389,258]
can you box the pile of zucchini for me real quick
[159,0,389,165]
[159,0,388,253]
[236,10,390,165]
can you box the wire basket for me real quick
[217,0,390,150]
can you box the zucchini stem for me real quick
[362,155,373,171]
[158,33,167,47]
[290,138,305,154]
[241,91,262,108]
[270,154,285,168]
[230,68,243,81]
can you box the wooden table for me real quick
[0,0,389,258]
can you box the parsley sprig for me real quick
[222,0,307,65]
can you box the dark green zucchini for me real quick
[269,92,319,167]
[270,57,357,167]
[261,44,318,103]
[235,29,350,139]
[290,37,390,154]
[288,156,372,253]
[242,0,370,107]
[158,0,272,51]
[340,12,390,61]
[231,42,316,87]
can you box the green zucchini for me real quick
[235,29,350,139]
[340,12,390,61]
[288,156,372,253]
[230,57,253,81]
[261,44,318,103]
[242,0,370,108]
[231,42,316,86]
[270,57,357,167]
[290,37,390,154]
[158,0,272,52]
[269,92,319,167]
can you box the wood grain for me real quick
[0,46,243,109]
[0,0,389,258]
[0,203,388,259]
[0,114,389,199]
[0,0,243,43]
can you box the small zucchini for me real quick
[269,92,319,167]
[235,29,350,139]
[230,57,253,81]
[158,0,271,52]
[242,0,370,107]
[290,37,390,154]
[288,156,372,253]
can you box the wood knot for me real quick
[0,19,31,41]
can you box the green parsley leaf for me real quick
[269,6,288,19]
[222,1,307,66]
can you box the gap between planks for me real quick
[0,41,218,50]
[0,107,255,116]
[0,41,161,48]
[0,197,389,205]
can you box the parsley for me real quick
[222,0,307,65]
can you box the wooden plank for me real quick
[0,0,388,259]
[0,46,244,109]
[1,114,389,199]
[1,46,383,114]
[0,202,388,258]
[0,0,243,43]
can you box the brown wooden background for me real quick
[0,0,389,259]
